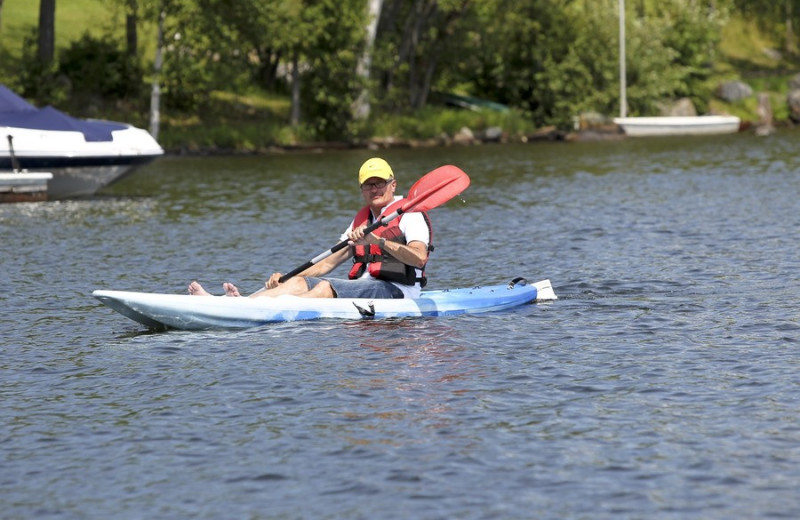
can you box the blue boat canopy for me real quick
[0,84,127,142]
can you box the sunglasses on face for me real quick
[360,178,394,191]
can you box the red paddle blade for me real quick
[378,165,470,219]
[402,165,470,213]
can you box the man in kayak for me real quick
[188,157,432,299]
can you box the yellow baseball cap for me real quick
[358,157,394,185]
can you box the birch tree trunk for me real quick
[352,0,383,120]
[149,9,165,140]
[290,51,300,127]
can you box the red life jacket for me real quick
[348,204,433,287]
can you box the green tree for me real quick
[453,0,726,126]
[453,0,609,126]
[298,0,366,138]
[732,0,799,53]
[155,0,241,110]
[179,0,365,138]
[372,0,470,112]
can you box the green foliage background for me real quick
[1,0,798,150]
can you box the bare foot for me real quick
[188,281,212,296]
[223,282,241,297]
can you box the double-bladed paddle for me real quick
[278,164,470,283]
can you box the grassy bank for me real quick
[0,0,156,59]
[157,92,542,153]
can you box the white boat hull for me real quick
[93,279,557,330]
[613,116,741,137]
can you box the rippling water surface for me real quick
[2,132,799,519]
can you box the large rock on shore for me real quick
[666,97,697,116]
[790,73,800,90]
[788,90,800,123]
[717,80,753,102]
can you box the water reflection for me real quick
[304,319,482,447]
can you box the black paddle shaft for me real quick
[278,208,403,283]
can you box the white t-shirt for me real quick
[341,196,430,299]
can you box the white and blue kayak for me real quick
[93,278,556,330]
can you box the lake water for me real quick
[2,131,799,519]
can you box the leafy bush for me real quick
[58,33,143,101]
[15,29,67,106]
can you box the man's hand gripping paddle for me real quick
[279,165,471,283]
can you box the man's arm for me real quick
[263,246,352,289]
[348,211,430,268]
[373,238,428,268]
[300,246,352,276]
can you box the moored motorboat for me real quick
[93,278,557,330]
[0,85,163,198]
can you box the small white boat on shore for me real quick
[1,85,163,199]
[614,1,741,138]
[613,115,742,137]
